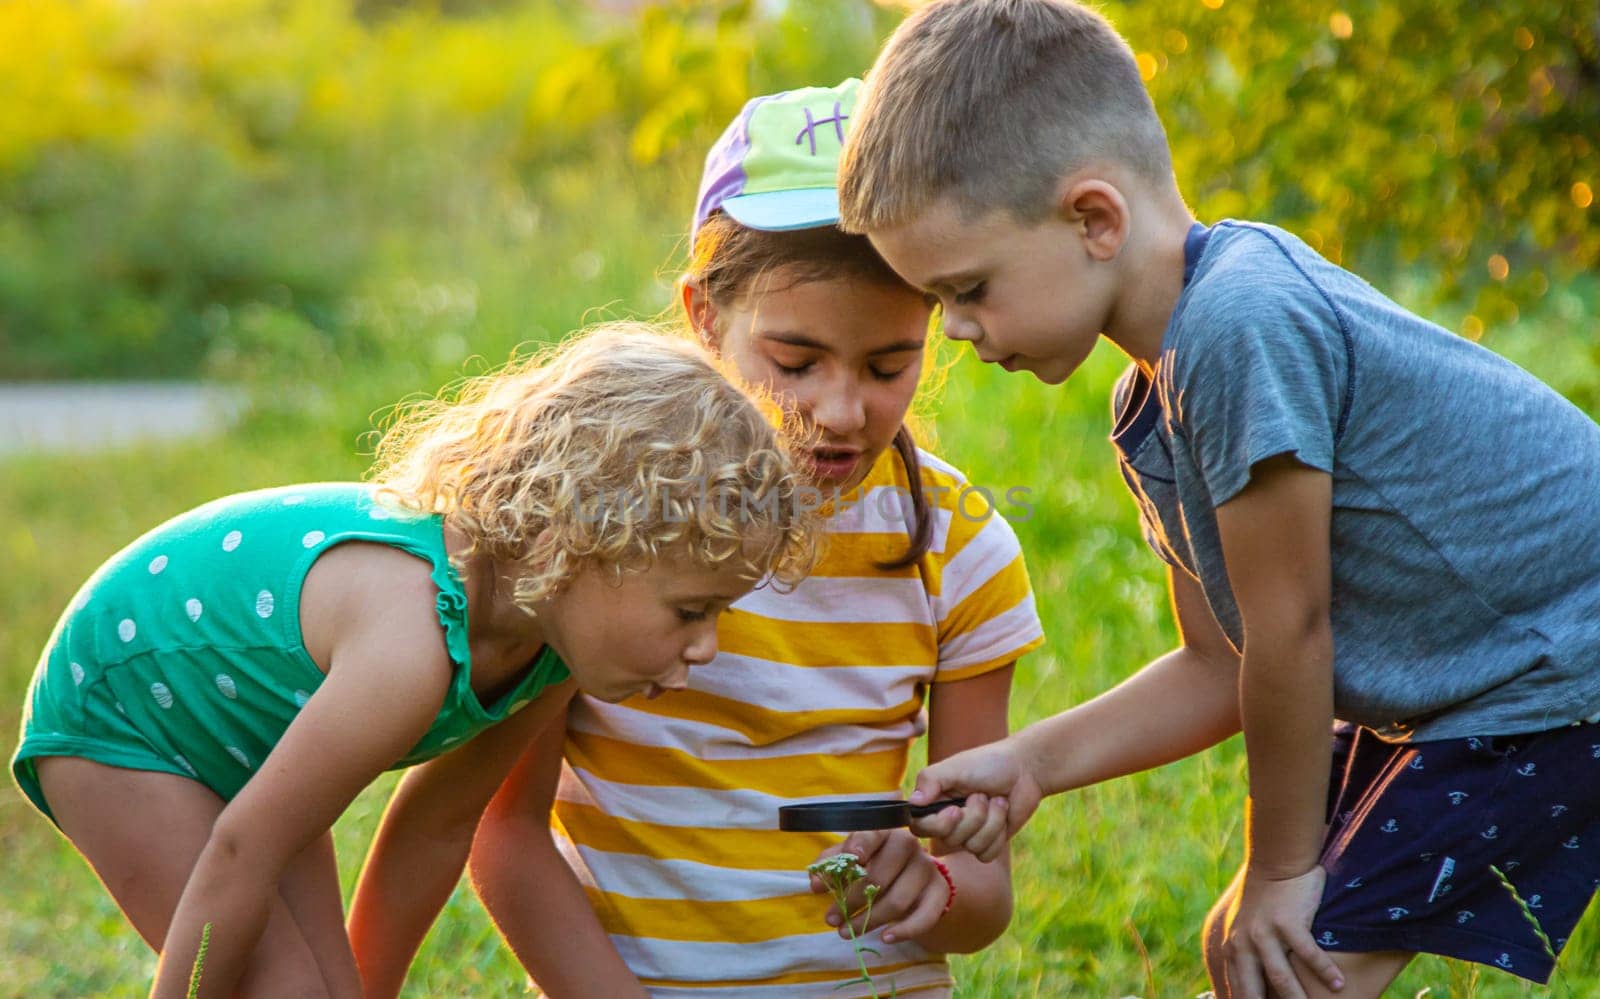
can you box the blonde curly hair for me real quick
[368,323,819,609]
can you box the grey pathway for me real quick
[0,383,246,457]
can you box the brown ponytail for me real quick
[877,425,935,569]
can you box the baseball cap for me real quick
[692,78,861,242]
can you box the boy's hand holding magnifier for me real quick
[906,734,1048,863]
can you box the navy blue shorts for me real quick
[1310,721,1600,983]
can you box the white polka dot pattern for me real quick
[28,483,495,801]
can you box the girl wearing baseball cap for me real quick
[467,80,1046,999]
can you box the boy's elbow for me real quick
[1244,597,1331,658]
[1278,605,1333,660]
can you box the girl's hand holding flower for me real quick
[809,829,956,944]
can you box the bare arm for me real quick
[1019,565,1243,795]
[910,565,1242,857]
[348,677,577,999]
[1215,455,1334,878]
[468,704,647,999]
[1212,453,1342,999]
[150,562,453,999]
[915,664,1015,953]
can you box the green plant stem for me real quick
[1489,864,1568,998]
[186,922,212,999]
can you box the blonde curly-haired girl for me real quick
[11,324,818,999]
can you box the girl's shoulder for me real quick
[912,447,972,488]
[839,446,1029,562]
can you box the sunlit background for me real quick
[2,1,1597,995]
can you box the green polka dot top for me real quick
[12,483,569,823]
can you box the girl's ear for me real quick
[680,276,721,349]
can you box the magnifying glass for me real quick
[777,796,968,832]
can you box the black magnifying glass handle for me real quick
[905,797,968,818]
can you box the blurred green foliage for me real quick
[0,0,1594,381]
[1112,0,1600,326]
[0,0,895,379]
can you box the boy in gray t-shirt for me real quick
[837,0,1600,995]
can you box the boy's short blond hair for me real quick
[838,0,1173,232]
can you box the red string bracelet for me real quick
[929,854,957,916]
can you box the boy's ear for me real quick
[1055,178,1129,262]
[680,276,721,349]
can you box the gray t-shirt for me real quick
[1113,220,1600,741]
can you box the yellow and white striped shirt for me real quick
[553,447,1045,997]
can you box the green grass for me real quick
[4,3,1596,992]
[4,331,1597,997]
[3,153,1597,997]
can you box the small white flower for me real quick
[807,852,868,882]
